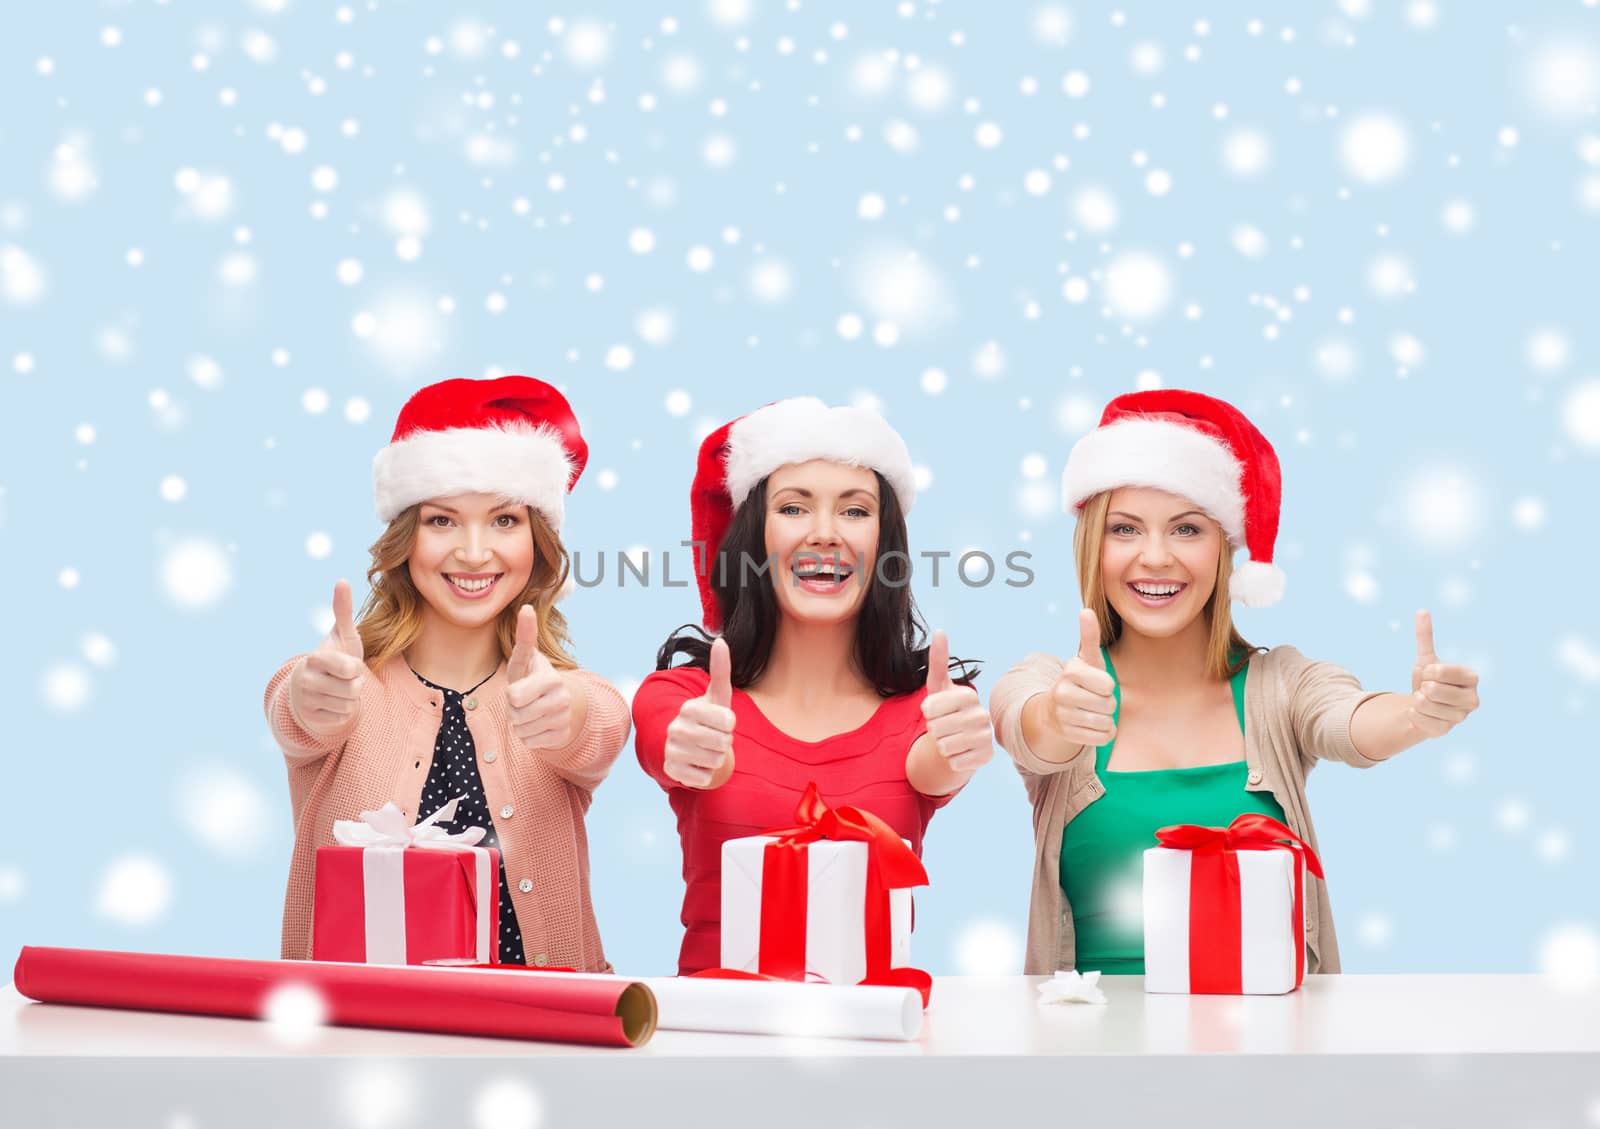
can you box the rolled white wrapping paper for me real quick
[454,969,923,1041]
[643,977,923,1041]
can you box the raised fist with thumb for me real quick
[1048,608,1118,750]
[507,603,576,752]
[288,579,368,738]
[663,637,737,789]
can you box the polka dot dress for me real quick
[412,668,526,966]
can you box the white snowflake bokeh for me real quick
[953,918,1025,976]
[261,982,329,1046]
[95,856,174,927]
[473,1079,543,1129]
[0,867,24,904]
[337,1063,418,1129]
[178,767,275,861]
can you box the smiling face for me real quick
[762,459,882,627]
[1098,486,1225,640]
[408,493,537,631]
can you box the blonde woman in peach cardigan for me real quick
[264,376,630,970]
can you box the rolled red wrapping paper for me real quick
[11,947,656,1048]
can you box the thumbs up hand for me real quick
[1406,610,1480,739]
[919,630,995,775]
[288,579,368,738]
[507,604,575,752]
[1049,609,1118,749]
[663,637,737,789]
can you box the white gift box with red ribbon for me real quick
[1142,813,1324,995]
[721,836,913,985]
[712,784,932,1003]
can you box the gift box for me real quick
[1142,813,1324,995]
[719,783,930,997]
[312,797,499,966]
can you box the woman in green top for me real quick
[1059,643,1286,973]
[992,389,1482,974]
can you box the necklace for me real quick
[407,661,498,696]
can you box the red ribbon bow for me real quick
[758,782,931,889]
[694,783,934,1006]
[1153,813,1324,878]
[1153,814,1323,994]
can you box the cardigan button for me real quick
[518,878,533,894]
[1247,769,1263,785]
[533,953,548,967]
[465,696,478,710]
[482,749,497,763]
[500,804,514,820]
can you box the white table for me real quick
[7,975,1599,1127]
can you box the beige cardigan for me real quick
[988,645,1384,975]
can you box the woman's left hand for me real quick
[1408,610,1480,738]
[920,630,995,775]
[507,605,575,751]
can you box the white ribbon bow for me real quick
[1035,970,1108,1006]
[332,796,487,849]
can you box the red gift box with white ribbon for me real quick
[312,797,498,966]
[1142,813,1324,995]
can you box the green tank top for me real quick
[1059,649,1288,974]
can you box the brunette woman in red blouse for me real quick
[633,397,995,974]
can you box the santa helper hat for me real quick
[690,397,918,631]
[1060,389,1286,608]
[373,376,589,595]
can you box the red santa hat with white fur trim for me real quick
[1060,389,1286,608]
[373,375,588,531]
[690,396,917,631]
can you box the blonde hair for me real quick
[355,504,578,673]
[1073,490,1262,681]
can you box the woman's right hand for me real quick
[288,579,367,738]
[1049,609,1118,748]
[663,637,736,789]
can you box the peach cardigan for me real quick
[265,653,630,970]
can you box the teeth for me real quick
[1133,583,1180,597]
[450,576,495,592]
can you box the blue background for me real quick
[3,0,1596,980]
